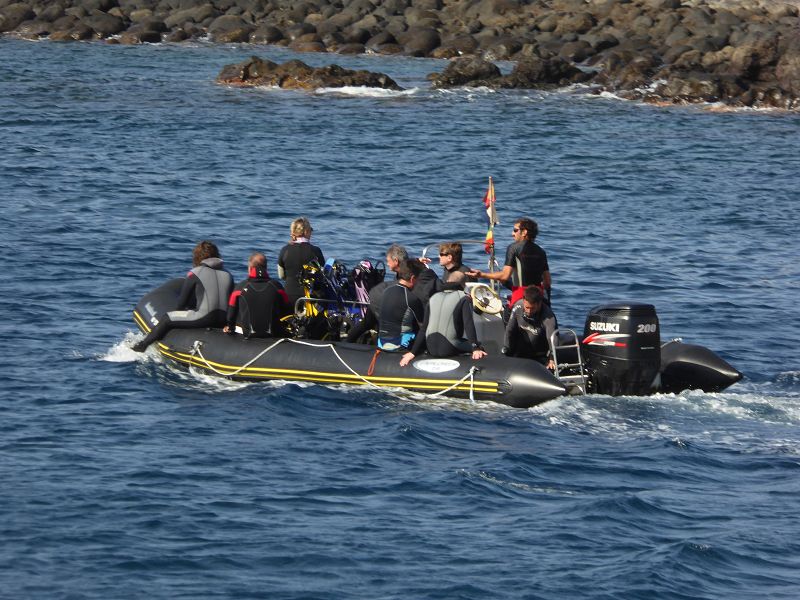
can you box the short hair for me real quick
[386,243,409,263]
[396,258,424,282]
[193,240,220,266]
[438,242,463,264]
[290,217,312,239]
[446,270,467,289]
[249,252,266,269]
[515,218,538,241]
[523,285,543,304]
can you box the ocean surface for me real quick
[1,37,799,599]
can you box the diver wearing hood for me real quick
[224,252,290,338]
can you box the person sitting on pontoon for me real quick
[377,259,425,352]
[133,240,233,352]
[399,271,487,367]
[502,285,557,370]
[224,252,290,338]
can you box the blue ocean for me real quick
[2,38,799,598]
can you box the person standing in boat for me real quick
[438,242,473,284]
[132,240,233,352]
[377,259,425,352]
[224,252,290,338]
[502,285,557,370]
[399,271,487,366]
[277,217,325,312]
[468,217,551,307]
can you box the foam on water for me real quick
[314,86,419,98]
[99,332,147,363]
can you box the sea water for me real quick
[1,38,799,599]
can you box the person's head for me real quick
[512,218,538,242]
[386,243,409,272]
[396,258,424,286]
[248,251,267,278]
[290,217,313,241]
[444,270,467,290]
[522,285,543,316]
[438,242,463,268]
[192,240,220,266]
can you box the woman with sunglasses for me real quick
[438,242,474,284]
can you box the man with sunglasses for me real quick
[502,285,557,370]
[468,217,551,308]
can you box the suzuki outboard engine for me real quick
[582,303,661,396]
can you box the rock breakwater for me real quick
[2,0,799,109]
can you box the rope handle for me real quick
[189,338,479,400]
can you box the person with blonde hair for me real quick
[277,217,325,310]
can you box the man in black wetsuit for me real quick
[503,285,557,370]
[399,271,487,366]
[224,252,290,338]
[133,240,233,352]
[377,259,425,352]
[469,217,551,307]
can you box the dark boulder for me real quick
[289,39,327,52]
[0,3,35,32]
[82,12,126,37]
[366,30,396,50]
[338,42,366,54]
[216,56,403,91]
[119,28,163,43]
[503,55,589,87]
[209,15,255,42]
[399,26,440,56]
[250,24,283,43]
[429,56,502,88]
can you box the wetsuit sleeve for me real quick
[460,298,480,346]
[277,246,287,280]
[176,273,200,310]
[543,313,558,358]
[504,306,520,353]
[226,289,242,328]
[314,245,325,265]
[504,243,517,268]
[409,295,425,326]
[409,303,431,356]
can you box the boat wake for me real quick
[100,332,147,363]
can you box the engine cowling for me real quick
[582,303,661,396]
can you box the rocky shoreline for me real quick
[2,0,799,109]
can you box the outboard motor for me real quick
[582,303,661,396]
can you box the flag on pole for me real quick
[483,176,499,254]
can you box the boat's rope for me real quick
[190,338,287,376]
[430,366,477,402]
[188,338,480,399]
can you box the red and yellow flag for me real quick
[483,177,499,253]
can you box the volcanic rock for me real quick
[216,56,403,91]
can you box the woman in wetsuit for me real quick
[276,217,325,311]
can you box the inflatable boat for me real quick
[132,279,742,408]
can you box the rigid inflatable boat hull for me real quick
[133,280,566,408]
[139,328,567,408]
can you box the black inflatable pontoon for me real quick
[133,279,567,408]
[133,281,742,407]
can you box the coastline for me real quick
[2,0,799,109]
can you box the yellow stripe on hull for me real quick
[157,345,500,395]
